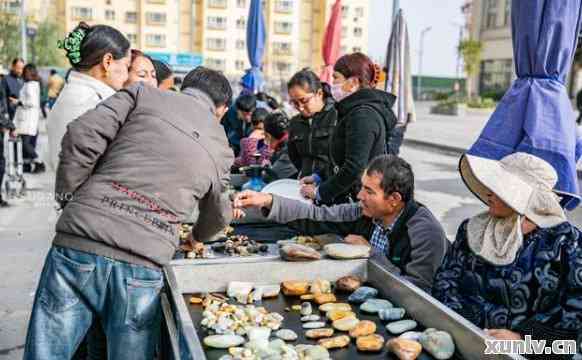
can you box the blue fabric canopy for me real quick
[468,0,582,210]
[241,0,267,93]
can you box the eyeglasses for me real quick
[290,94,315,109]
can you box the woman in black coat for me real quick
[301,53,397,205]
[287,69,338,183]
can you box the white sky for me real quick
[368,0,466,78]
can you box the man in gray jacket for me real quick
[235,155,449,292]
[24,67,233,360]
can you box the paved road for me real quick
[1,140,582,359]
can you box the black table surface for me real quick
[183,288,464,360]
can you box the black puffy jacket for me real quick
[288,98,338,180]
[318,88,396,204]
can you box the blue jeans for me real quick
[24,246,163,360]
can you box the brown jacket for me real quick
[53,83,233,267]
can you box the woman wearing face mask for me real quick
[287,69,338,185]
[433,153,582,346]
[125,49,158,88]
[47,22,131,171]
[300,53,397,205]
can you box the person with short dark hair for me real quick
[0,72,15,207]
[287,68,338,183]
[24,67,234,359]
[47,21,131,170]
[1,58,25,121]
[234,155,448,291]
[152,59,175,91]
[222,93,257,156]
[263,111,298,180]
[233,108,270,168]
[14,63,45,173]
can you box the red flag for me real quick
[320,0,342,83]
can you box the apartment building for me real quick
[7,0,369,82]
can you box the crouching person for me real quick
[234,155,449,291]
[432,153,582,348]
[23,67,234,359]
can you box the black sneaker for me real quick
[33,162,46,174]
[0,199,9,207]
[23,163,32,173]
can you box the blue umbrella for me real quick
[241,0,267,93]
[467,0,582,209]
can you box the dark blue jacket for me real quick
[1,72,23,120]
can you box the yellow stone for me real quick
[349,320,376,338]
[332,317,360,332]
[281,281,310,296]
[310,278,332,295]
[319,303,351,313]
[326,310,356,322]
[314,293,337,305]
[291,305,302,311]
[189,296,203,305]
[356,334,384,352]
[305,328,335,339]
[300,294,315,301]
[318,335,351,350]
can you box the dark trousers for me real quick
[387,125,407,155]
[0,131,5,199]
[20,135,38,163]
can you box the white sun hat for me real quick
[459,152,566,228]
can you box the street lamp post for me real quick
[20,0,27,62]
[417,26,432,100]
[392,0,400,23]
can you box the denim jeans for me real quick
[24,246,163,360]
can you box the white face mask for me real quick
[331,79,353,102]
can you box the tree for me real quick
[458,39,482,99]
[0,11,21,67]
[30,20,66,67]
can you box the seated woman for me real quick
[433,152,582,346]
[233,108,270,169]
[263,112,298,181]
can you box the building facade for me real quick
[19,0,368,83]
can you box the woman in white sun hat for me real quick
[432,152,582,348]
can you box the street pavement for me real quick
[1,106,582,359]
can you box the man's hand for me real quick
[344,235,371,247]
[300,184,317,200]
[8,130,16,139]
[8,97,18,105]
[485,329,522,341]
[233,208,246,220]
[234,191,273,210]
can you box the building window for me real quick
[236,18,246,30]
[146,34,166,48]
[207,16,227,30]
[274,21,293,34]
[275,0,293,13]
[125,11,137,24]
[353,27,363,37]
[206,58,226,72]
[105,9,115,21]
[208,0,227,9]
[274,61,292,75]
[484,0,498,29]
[236,39,245,50]
[206,38,227,51]
[71,7,93,21]
[355,6,364,18]
[273,42,292,55]
[237,0,246,8]
[235,60,246,71]
[341,5,349,18]
[341,26,348,38]
[503,0,511,26]
[127,33,137,44]
[146,12,167,26]
[479,59,513,93]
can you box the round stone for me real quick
[386,320,418,335]
[275,329,298,342]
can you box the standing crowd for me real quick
[0,20,577,359]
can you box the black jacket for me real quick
[0,83,13,130]
[288,98,338,180]
[1,72,23,120]
[318,89,396,204]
